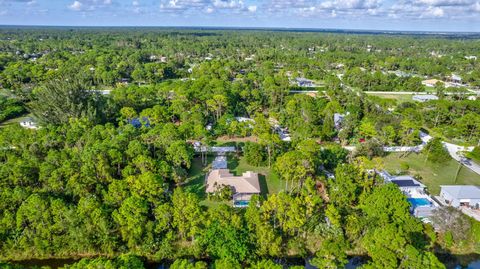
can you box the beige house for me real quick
[422,79,443,87]
[206,169,261,206]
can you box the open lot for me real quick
[383,152,480,195]
[365,92,413,103]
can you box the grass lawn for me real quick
[183,154,285,207]
[382,152,480,195]
[183,156,213,200]
[227,154,284,195]
[366,92,413,103]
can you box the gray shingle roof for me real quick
[440,185,480,199]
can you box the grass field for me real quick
[383,152,480,195]
[366,92,413,103]
[227,155,284,195]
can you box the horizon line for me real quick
[1,24,479,35]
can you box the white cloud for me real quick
[69,1,83,11]
[423,6,445,16]
[248,5,257,12]
[132,0,139,6]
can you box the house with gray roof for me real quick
[440,185,480,209]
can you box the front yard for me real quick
[382,152,480,195]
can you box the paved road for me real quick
[344,131,480,176]
[364,91,474,96]
[443,142,480,175]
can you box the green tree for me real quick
[30,76,105,124]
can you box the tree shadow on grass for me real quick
[227,155,240,171]
[184,174,207,200]
[258,174,269,199]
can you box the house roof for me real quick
[392,179,420,187]
[413,95,439,100]
[206,169,261,194]
[422,79,442,85]
[440,185,480,199]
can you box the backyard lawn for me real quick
[183,154,284,205]
[383,152,480,195]
[227,154,284,195]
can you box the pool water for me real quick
[234,200,250,207]
[407,198,431,207]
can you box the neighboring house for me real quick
[206,169,260,207]
[379,171,436,219]
[334,112,349,130]
[19,118,39,130]
[422,79,443,87]
[235,117,255,123]
[193,144,236,153]
[440,185,480,209]
[295,77,315,87]
[450,74,462,83]
[413,95,439,102]
[389,175,426,194]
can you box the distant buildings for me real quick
[413,95,439,102]
[440,185,480,209]
[465,56,477,60]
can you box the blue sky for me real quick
[0,0,479,32]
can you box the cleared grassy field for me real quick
[383,152,480,195]
[366,92,413,103]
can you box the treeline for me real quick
[1,28,479,93]
[0,119,459,267]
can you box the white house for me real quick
[413,95,439,102]
[440,185,480,209]
[19,118,39,130]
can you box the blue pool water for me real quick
[234,200,250,207]
[407,198,431,208]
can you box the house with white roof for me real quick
[413,95,439,102]
[19,118,39,130]
[440,185,480,209]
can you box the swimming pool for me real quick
[407,198,431,208]
[234,200,250,207]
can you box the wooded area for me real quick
[0,28,479,268]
